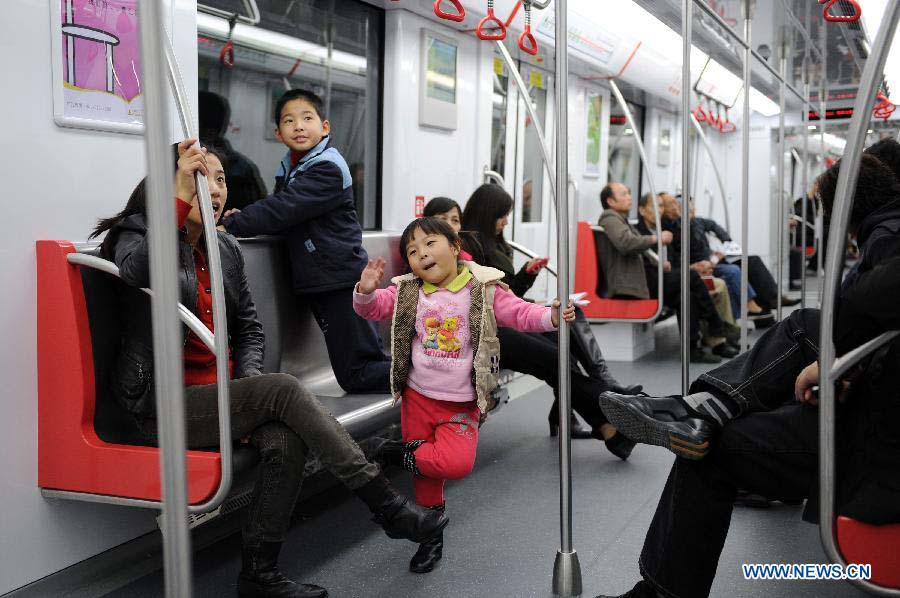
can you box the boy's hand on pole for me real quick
[358,257,386,294]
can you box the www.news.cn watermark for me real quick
[742,563,872,581]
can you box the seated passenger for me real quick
[221,89,391,394]
[198,90,268,210]
[600,184,737,362]
[91,140,447,598]
[461,184,642,453]
[595,153,900,598]
[662,194,773,325]
[354,217,575,574]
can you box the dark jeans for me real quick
[647,268,727,344]
[140,373,379,544]
[305,287,391,393]
[497,327,608,430]
[639,309,822,597]
[733,255,780,309]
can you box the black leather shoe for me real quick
[611,383,643,395]
[409,505,445,574]
[598,392,715,460]
[604,431,636,460]
[595,580,659,597]
[354,475,449,543]
[711,342,739,358]
[781,295,801,307]
[690,347,722,363]
[238,542,328,598]
[549,413,593,439]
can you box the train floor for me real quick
[107,280,864,598]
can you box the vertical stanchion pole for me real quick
[551,0,580,595]
[776,35,787,322]
[739,0,753,350]
[680,0,692,393]
[801,75,810,308]
[138,3,193,597]
[818,30,827,307]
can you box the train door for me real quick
[494,58,555,300]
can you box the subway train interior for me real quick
[4,0,900,596]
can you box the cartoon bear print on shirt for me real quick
[418,311,467,363]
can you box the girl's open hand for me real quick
[551,299,576,327]
[358,258,386,294]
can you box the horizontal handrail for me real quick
[829,330,900,383]
[507,240,558,278]
[198,0,260,25]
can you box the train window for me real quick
[608,100,645,206]
[197,0,383,229]
[521,83,548,223]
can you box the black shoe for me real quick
[354,475,449,543]
[734,489,772,509]
[409,505,445,574]
[711,342,739,358]
[238,542,328,598]
[549,412,593,439]
[780,295,801,307]
[367,438,423,473]
[611,383,643,395]
[722,323,742,345]
[598,392,715,460]
[690,347,722,364]
[595,580,659,598]
[603,431,636,460]
[751,313,776,328]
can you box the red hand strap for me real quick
[219,41,235,68]
[477,1,507,40]
[434,0,466,22]
[819,0,861,23]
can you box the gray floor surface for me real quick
[108,285,867,598]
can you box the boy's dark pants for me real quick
[305,287,391,393]
[639,309,822,597]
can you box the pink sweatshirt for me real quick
[353,277,555,403]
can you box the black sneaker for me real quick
[690,347,722,363]
[711,342,739,358]
[598,392,715,460]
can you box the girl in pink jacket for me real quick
[353,217,574,574]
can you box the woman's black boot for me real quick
[238,542,328,598]
[353,472,449,544]
[409,505,445,573]
[548,400,593,439]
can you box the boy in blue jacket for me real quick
[223,89,390,393]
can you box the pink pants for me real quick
[401,387,480,507]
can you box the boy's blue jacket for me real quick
[223,136,368,294]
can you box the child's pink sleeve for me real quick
[493,286,556,332]
[353,284,398,321]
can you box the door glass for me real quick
[490,65,509,179]
[608,101,645,203]
[521,85,547,223]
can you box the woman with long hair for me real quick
[461,184,642,458]
[91,140,447,598]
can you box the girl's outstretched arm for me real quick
[353,258,397,321]
[493,287,557,332]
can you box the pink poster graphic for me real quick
[59,0,143,127]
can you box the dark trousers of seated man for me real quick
[638,267,728,346]
[138,372,380,545]
[728,255,779,309]
[639,309,821,598]
[497,327,610,431]
[304,286,391,393]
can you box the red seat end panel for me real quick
[37,240,220,504]
[836,516,900,588]
[574,221,660,321]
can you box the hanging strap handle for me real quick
[818,0,862,23]
[874,90,896,121]
[434,0,466,22]
[477,0,507,40]
[692,99,708,124]
[720,107,737,133]
[518,1,538,55]
[219,14,237,68]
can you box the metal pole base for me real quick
[552,550,583,597]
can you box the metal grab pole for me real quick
[680,0,692,394]
[818,29,827,308]
[609,80,665,321]
[138,3,192,597]
[689,114,731,234]
[801,78,810,308]
[819,4,900,596]
[162,35,234,515]
[739,0,753,351]
[776,39,787,322]
[551,0,581,595]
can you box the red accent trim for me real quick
[836,516,900,588]
[582,42,642,81]
[37,241,221,504]
[804,246,816,258]
[574,222,659,320]
[287,58,302,77]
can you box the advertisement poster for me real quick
[585,93,603,177]
[52,0,144,133]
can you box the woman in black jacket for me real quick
[460,184,641,459]
[91,140,446,598]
